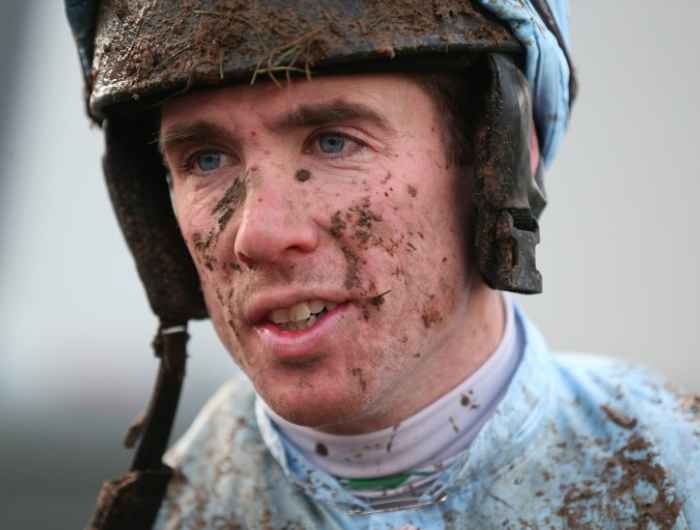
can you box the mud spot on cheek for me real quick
[331,197,384,246]
[332,198,387,293]
[214,287,226,306]
[350,367,368,392]
[212,174,247,232]
[224,292,249,363]
[361,306,370,321]
[226,318,237,336]
[407,184,418,198]
[369,290,390,307]
[295,168,311,182]
[421,302,444,329]
[192,230,213,254]
[189,174,247,272]
[349,197,383,244]
[330,210,347,238]
[341,246,361,290]
[192,229,218,270]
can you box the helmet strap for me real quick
[85,322,189,530]
[474,54,546,294]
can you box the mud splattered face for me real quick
[161,74,489,434]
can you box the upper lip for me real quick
[243,288,350,325]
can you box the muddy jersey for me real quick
[153,307,700,530]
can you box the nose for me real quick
[234,168,319,268]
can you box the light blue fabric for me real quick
[154,307,700,529]
[475,0,572,167]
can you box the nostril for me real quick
[236,252,257,270]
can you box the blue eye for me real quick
[195,152,222,172]
[318,134,346,154]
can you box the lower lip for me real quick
[255,304,349,362]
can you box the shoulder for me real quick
[154,375,281,529]
[549,352,700,524]
[154,376,329,529]
[551,352,699,432]
[164,374,259,469]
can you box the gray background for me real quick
[1,2,698,529]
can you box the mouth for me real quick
[267,299,339,331]
[252,298,351,362]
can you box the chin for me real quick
[261,382,368,429]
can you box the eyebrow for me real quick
[158,99,393,155]
[158,121,242,156]
[270,99,394,133]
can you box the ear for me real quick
[473,54,547,294]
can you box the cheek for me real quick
[173,177,245,274]
[204,288,261,375]
[323,156,464,323]
[172,184,251,360]
[388,224,461,333]
[173,185,214,246]
[376,181,464,333]
[410,208,463,328]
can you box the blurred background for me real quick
[1,2,698,529]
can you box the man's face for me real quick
[161,74,477,433]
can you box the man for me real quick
[66,1,699,529]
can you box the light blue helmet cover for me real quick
[475,0,574,167]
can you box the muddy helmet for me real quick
[65,1,576,528]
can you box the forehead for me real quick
[160,73,431,129]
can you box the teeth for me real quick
[282,314,317,331]
[290,302,311,322]
[266,299,338,325]
[270,308,290,324]
[308,300,325,313]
